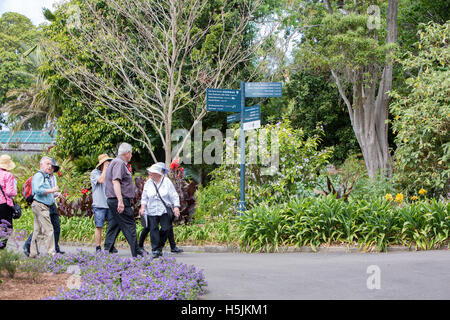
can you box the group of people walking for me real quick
[0,142,183,259]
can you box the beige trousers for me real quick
[30,201,55,257]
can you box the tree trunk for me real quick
[331,0,397,179]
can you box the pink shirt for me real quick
[0,169,17,207]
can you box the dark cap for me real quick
[51,158,60,173]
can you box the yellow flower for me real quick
[419,188,427,195]
[395,115,400,120]
[395,193,404,203]
[385,193,393,201]
[410,195,418,201]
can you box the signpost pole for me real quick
[238,81,246,214]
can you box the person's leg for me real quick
[138,221,150,248]
[104,199,121,252]
[149,215,161,253]
[49,204,61,252]
[168,225,183,253]
[104,208,117,253]
[158,213,171,252]
[0,204,13,249]
[23,232,33,255]
[31,202,55,257]
[168,225,176,249]
[114,200,139,257]
[93,207,106,251]
[29,202,42,258]
[39,204,55,256]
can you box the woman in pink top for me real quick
[0,155,17,250]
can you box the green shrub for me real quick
[0,250,23,278]
[195,121,332,219]
[238,195,449,252]
[174,218,239,245]
[18,257,47,282]
[390,22,450,197]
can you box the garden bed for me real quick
[0,272,71,300]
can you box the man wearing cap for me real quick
[90,153,118,253]
[23,158,64,256]
[138,162,183,254]
[139,163,180,258]
[29,156,59,258]
[103,143,144,258]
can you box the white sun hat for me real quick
[146,163,163,175]
[155,162,169,175]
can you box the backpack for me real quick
[22,171,46,205]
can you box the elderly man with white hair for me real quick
[103,143,144,258]
[29,156,59,258]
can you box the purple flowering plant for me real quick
[0,219,27,249]
[42,250,207,300]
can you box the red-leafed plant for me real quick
[168,159,197,223]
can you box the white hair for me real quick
[40,156,52,165]
[118,142,132,155]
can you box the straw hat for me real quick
[0,154,15,171]
[96,153,114,168]
[146,164,163,175]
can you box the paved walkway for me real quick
[8,242,450,300]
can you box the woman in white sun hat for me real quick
[139,162,183,254]
[0,155,17,250]
[139,163,180,258]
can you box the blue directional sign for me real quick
[244,105,260,122]
[244,82,282,98]
[206,88,241,112]
[206,82,282,214]
[227,105,261,124]
[226,113,240,124]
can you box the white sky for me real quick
[0,0,62,26]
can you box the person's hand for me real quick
[117,201,124,214]
[49,186,58,193]
[103,161,110,171]
[139,206,145,216]
[174,207,180,217]
[54,192,61,199]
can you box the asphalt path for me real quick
[9,241,450,300]
[174,250,450,300]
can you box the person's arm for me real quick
[112,180,124,213]
[53,176,61,198]
[97,162,109,184]
[139,181,150,216]
[90,170,99,188]
[167,180,180,217]
[4,173,17,198]
[33,173,57,196]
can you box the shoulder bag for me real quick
[151,177,176,222]
[0,183,22,219]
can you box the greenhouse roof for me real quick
[0,131,56,144]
